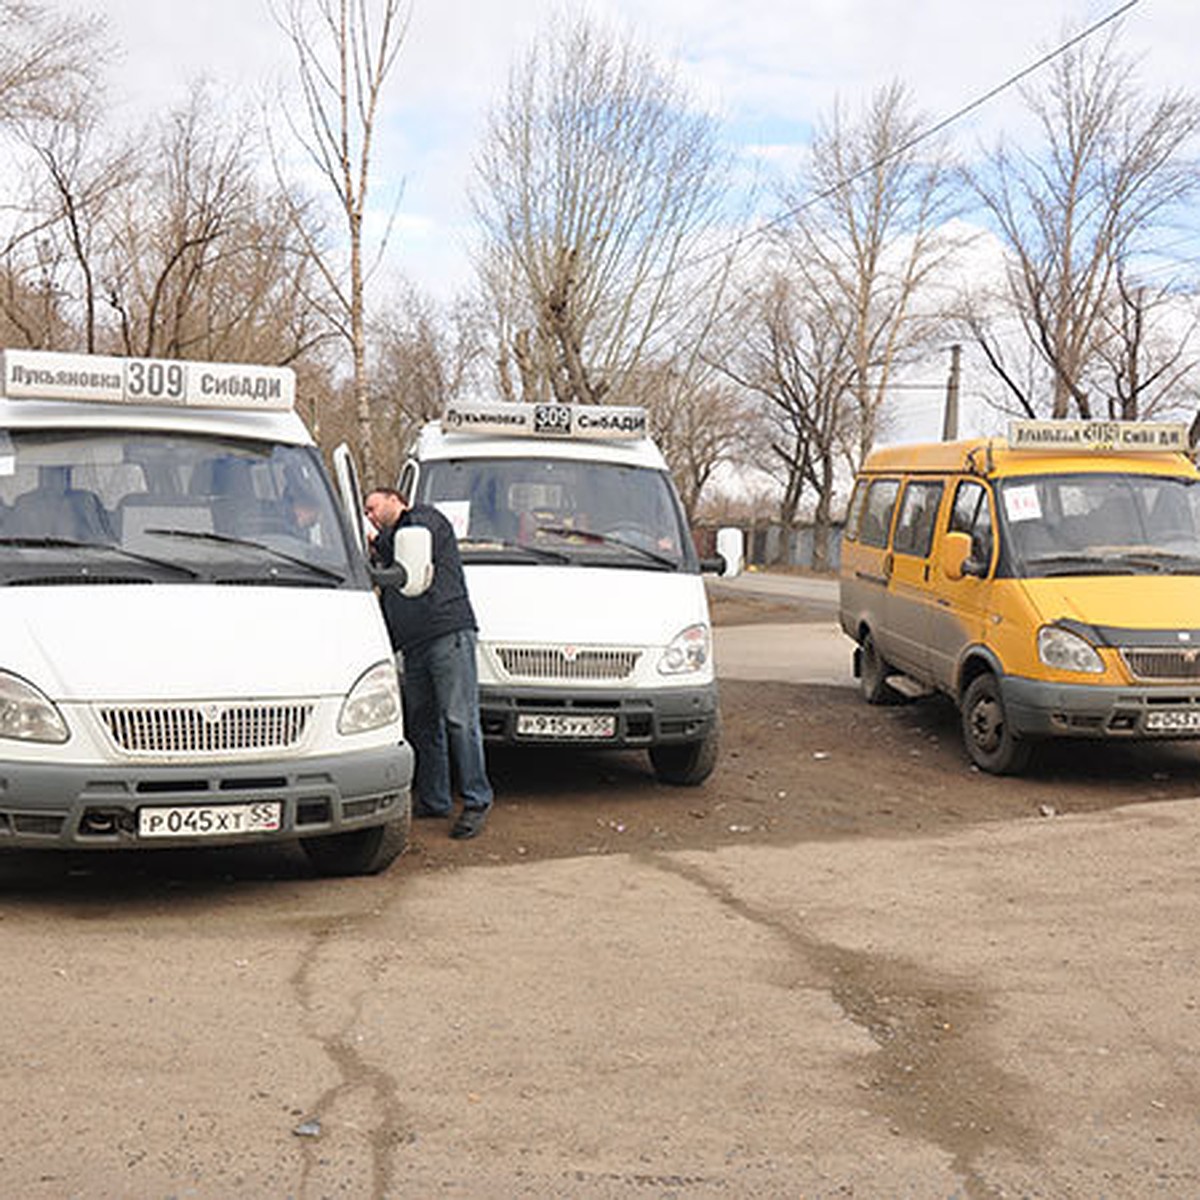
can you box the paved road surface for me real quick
[3,572,1199,1197]
[710,570,839,607]
[710,571,856,687]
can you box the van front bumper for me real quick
[1002,676,1200,739]
[479,682,719,747]
[0,743,412,849]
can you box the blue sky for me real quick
[95,0,1195,310]
[91,0,1200,445]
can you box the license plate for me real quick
[1144,710,1200,732]
[138,801,282,839]
[515,713,616,739]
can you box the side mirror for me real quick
[369,563,409,591]
[710,526,743,578]
[941,530,985,580]
[383,525,433,597]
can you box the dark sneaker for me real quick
[450,809,488,840]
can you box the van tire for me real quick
[961,673,1031,775]
[859,632,902,705]
[650,723,719,786]
[300,814,409,876]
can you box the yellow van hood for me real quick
[1023,575,1200,631]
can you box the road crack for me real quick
[289,912,411,1198]
[648,851,1039,1199]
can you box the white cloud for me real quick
[91,0,1200,307]
[99,0,292,119]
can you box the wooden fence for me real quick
[693,522,845,571]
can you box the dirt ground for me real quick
[411,586,1200,874]
[6,587,1200,1196]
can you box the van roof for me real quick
[860,437,1199,479]
[414,419,668,470]
[0,394,314,445]
[0,349,313,445]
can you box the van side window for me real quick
[893,481,944,557]
[857,479,900,548]
[844,481,868,542]
[950,480,993,565]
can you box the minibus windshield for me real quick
[0,430,355,586]
[1000,472,1200,576]
[418,457,694,570]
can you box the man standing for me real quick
[365,487,493,839]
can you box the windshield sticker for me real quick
[1004,485,1042,523]
[435,499,470,538]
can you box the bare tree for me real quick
[101,87,328,367]
[273,0,409,480]
[109,96,246,358]
[367,286,489,482]
[1096,265,1200,422]
[15,97,137,351]
[718,275,856,568]
[777,82,958,468]
[0,0,353,458]
[473,14,733,407]
[624,361,746,524]
[957,300,1040,420]
[0,2,103,125]
[968,28,1200,420]
[0,2,108,346]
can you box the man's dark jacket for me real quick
[375,503,477,653]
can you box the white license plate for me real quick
[1145,710,1200,732]
[515,713,617,739]
[138,801,283,839]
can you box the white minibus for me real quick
[0,349,429,874]
[398,401,742,785]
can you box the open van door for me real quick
[397,457,420,501]
[332,442,367,556]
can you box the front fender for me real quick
[954,644,1007,701]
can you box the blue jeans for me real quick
[400,629,493,816]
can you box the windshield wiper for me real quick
[0,535,201,579]
[459,537,571,564]
[1116,550,1200,574]
[140,528,346,583]
[1022,552,1137,576]
[534,524,678,568]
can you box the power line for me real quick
[685,0,1143,275]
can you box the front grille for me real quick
[1122,648,1200,681]
[495,646,640,682]
[99,702,314,755]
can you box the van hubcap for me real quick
[970,698,1003,751]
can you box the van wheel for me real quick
[301,815,409,876]
[859,632,902,705]
[650,723,719,786]
[961,673,1031,775]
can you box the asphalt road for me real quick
[709,571,855,687]
[4,575,1200,1198]
[710,570,841,608]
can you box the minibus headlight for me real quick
[659,624,711,676]
[1037,626,1104,674]
[0,672,69,743]
[338,661,402,734]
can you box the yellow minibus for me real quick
[839,420,1200,773]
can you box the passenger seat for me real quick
[8,486,114,542]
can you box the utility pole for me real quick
[942,343,961,441]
